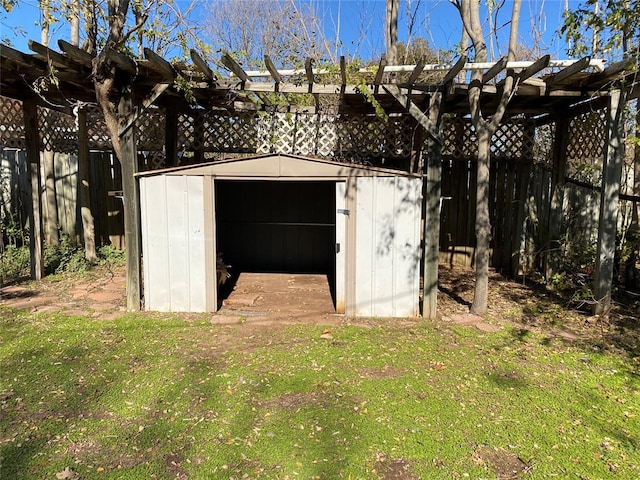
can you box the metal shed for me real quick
[138,153,423,317]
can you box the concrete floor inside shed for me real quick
[213,272,338,324]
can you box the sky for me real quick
[0,0,584,63]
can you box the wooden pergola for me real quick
[1,39,638,316]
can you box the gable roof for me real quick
[135,153,423,180]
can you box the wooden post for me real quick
[119,92,142,310]
[78,107,97,261]
[423,91,444,319]
[42,148,60,245]
[594,89,626,315]
[165,103,178,167]
[545,116,569,280]
[23,98,44,279]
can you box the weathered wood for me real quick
[441,56,467,86]
[304,58,314,85]
[57,39,94,66]
[264,55,282,83]
[143,48,176,80]
[165,103,178,167]
[545,116,569,279]
[374,56,387,86]
[406,57,426,87]
[382,84,442,145]
[118,92,142,310]
[546,56,591,87]
[105,47,137,74]
[118,82,170,136]
[482,56,508,84]
[28,40,80,70]
[517,55,551,83]
[422,89,444,319]
[0,43,47,69]
[594,89,626,314]
[221,53,249,83]
[189,49,217,83]
[22,98,44,279]
[42,149,59,245]
[77,108,97,261]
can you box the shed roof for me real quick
[135,153,423,180]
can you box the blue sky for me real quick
[1,0,581,62]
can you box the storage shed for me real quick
[138,153,423,317]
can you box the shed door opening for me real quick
[216,180,337,306]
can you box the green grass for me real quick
[1,308,638,479]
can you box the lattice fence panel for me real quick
[178,110,259,153]
[566,109,606,184]
[292,114,321,156]
[0,96,25,149]
[442,117,477,159]
[87,105,111,150]
[442,117,535,161]
[38,107,78,154]
[492,120,535,159]
[135,109,165,152]
[315,115,338,157]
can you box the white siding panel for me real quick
[141,175,207,312]
[355,178,374,316]
[186,176,206,311]
[354,176,422,317]
[140,176,171,311]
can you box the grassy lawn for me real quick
[1,307,639,479]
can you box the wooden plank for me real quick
[406,57,426,87]
[22,98,44,279]
[441,56,467,86]
[58,39,94,66]
[340,56,347,87]
[374,55,387,86]
[221,52,249,82]
[118,93,142,310]
[105,47,137,74]
[482,56,507,84]
[545,116,569,279]
[143,47,176,80]
[77,108,97,261]
[511,161,532,275]
[165,103,178,167]
[0,43,47,69]
[382,84,442,145]
[28,40,80,70]
[264,55,283,83]
[422,89,444,318]
[304,58,314,85]
[189,49,217,82]
[594,89,626,314]
[518,55,551,83]
[546,56,591,87]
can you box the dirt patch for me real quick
[473,446,530,479]
[373,452,419,480]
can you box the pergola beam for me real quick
[221,53,249,83]
[382,84,442,145]
[546,56,591,87]
[189,49,217,83]
[482,56,507,84]
[264,55,283,83]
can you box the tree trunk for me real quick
[70,0,80,46]
[471,123,492,314]
[386,0,398,64]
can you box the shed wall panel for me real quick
[355,177,422,317]
[140,175,206,312]
[140,175,171,311]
